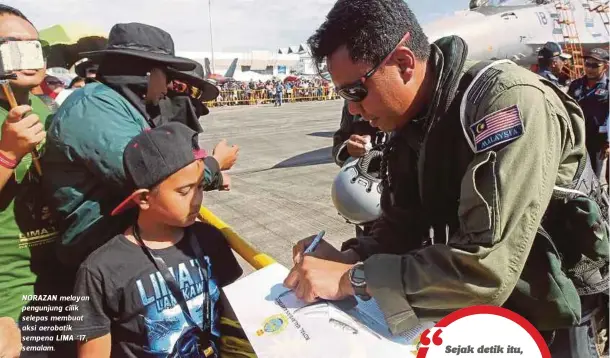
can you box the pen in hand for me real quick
[303,230,326,255]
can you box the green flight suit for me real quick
[342,39,596,335]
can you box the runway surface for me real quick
[199,99,355,273]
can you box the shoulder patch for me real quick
[469,105,524,153]
[466,67,502,106]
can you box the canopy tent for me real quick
[39,23,107,46]
[39,23,108,70]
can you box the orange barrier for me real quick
[205,87,339,107]
[198,206,276,270]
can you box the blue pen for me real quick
[303,230,325,254]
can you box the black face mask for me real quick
[96,55,158,123]
[158,95,204,133]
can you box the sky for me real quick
[10,0,466,52]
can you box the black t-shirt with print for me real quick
[71,222,242,357]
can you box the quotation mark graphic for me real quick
[420,328,443,347]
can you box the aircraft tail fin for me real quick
[224,58,238,78]
[204,58,212,77]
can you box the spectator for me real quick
[40,23,198,269]
[0,4,72,357]
[536,41,572,90]
[71,123,243,357]
[68,76,86,89]
[274,81,284,107]
[37,75,65,112]
[567,48,609,183]
[74,58,98,80]
[165,62,240,191]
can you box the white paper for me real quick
[223,263,434,358]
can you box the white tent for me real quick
[233,70,273,82]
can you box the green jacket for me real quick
[342,37,598,334]
[41,83,222,268]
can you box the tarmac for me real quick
[198,99,355,274]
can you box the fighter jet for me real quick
[203,57,238,85]
[423,0,609,76]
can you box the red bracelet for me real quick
[0,151,17,169]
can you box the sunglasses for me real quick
[585,61,604,69]
[170,80,208,102]
[170,80,188,93]
[336,32,411,102]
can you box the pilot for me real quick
[285,1,608,357]
[537,41,572,90]
[567,48,609,183]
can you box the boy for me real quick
[70,122,243,357]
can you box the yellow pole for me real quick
[198,206,276,270]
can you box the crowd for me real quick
[32,67,338,113]
[211,78,338,107]
[0,1,608,358]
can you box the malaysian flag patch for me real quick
[469,105,524,153]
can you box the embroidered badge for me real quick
[595,88,607,96]
[469,105,524,152]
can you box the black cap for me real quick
[80,23,197,71]
[111,122,207,216]
[538,42,571,60]
[585,48,609,62]
[74,58,99,78]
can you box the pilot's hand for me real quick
[283,256,355,303]
[292,236,359,265]
[0,105,45,163]
[346,135,371,158]
[0,317,22,358]
[212,139,239,170]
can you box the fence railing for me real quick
[205,87,340,107]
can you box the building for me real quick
[277,43,318,75]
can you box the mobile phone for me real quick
[0,40,45,73]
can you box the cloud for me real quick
[11,0,464,52]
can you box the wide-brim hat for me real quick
[166,62,219,102]
[79,23,196,71]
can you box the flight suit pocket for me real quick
[457,151,499,245]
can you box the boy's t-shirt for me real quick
[71,222,242,357]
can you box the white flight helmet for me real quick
[331,150,383,225]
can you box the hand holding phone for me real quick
[0,105,45,163]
